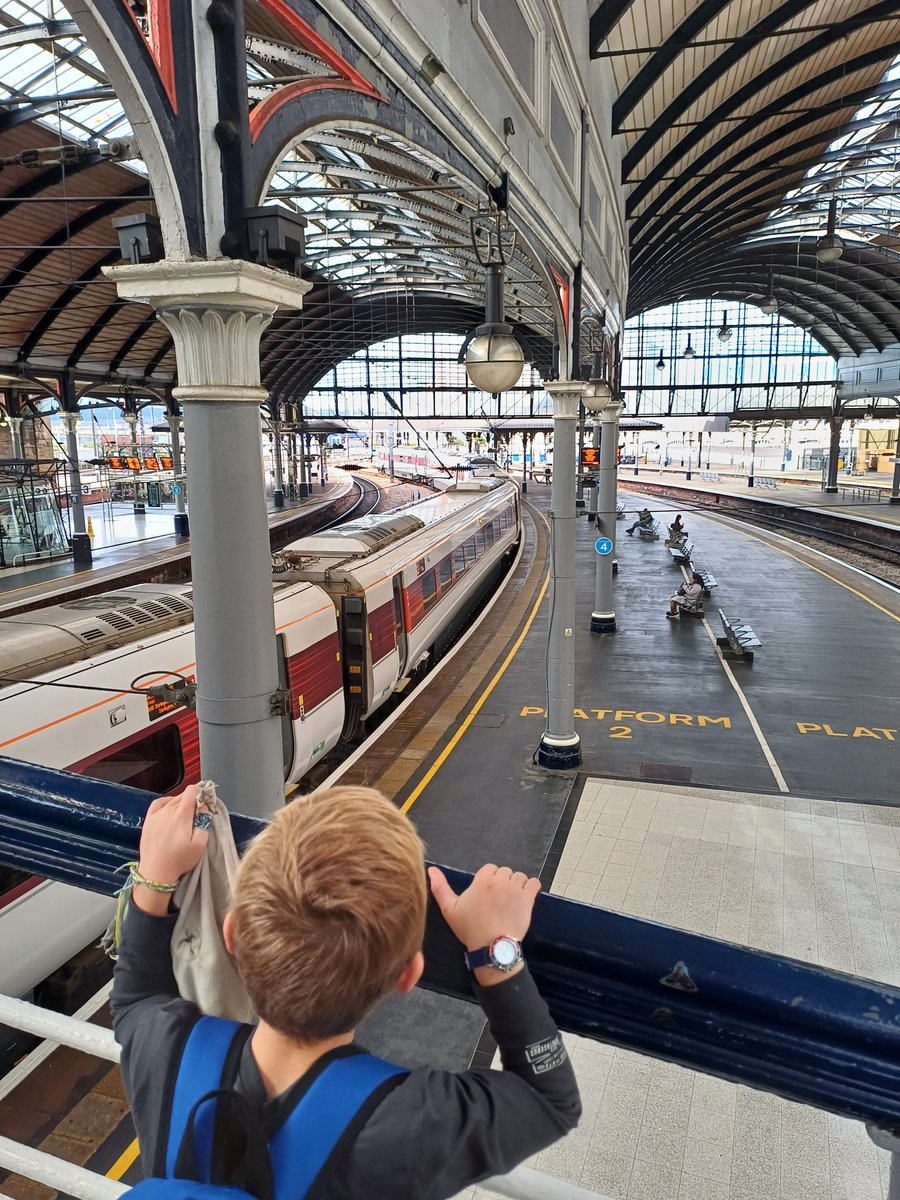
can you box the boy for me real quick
[112,784,580,1199]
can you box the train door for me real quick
[392,575,408,676]
[276,634,294,780]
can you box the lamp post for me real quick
[537,380,585,769]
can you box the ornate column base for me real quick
[537,731,582,770]
[591,611,617,634]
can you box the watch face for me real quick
[491,936,520,968]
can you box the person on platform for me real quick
[670,514,684,536]
[111,785,581,1200]
[626,507,654,536]
[544,464,552,485]
[667,572,705,618]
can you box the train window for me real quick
[0,864,29,898]
[484,523,495,547]
[421,570,437,610]
[82,724,185,793]
[438,556,453,590]
[453,545,466,575]
[475,530,485,555]
[464,537,476,565]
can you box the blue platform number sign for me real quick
[595,537,613,556]
[172,484,182,496]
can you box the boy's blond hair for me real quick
[230,786,427,1041]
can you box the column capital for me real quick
[105,258,311,312]
[599,401,625,424]
[545,379,587,420]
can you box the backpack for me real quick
[129,1016,408,1200]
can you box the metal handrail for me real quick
[0,992,609,1200]
[2,759,900,1181]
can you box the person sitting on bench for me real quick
[626,508,654,536]
[667,572,705,618]
[669,514,684,536]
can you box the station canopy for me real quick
[592,1,900,357]
[0,0,556,404]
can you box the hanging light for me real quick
[759,265,778,314]
[683,335,695,359]
[816,196,845,264]
[656,351,666,371]
[461,186,526,393]
[717,310,732,342]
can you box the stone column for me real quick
[108,260,311,818]
[537,381,585,771]
[890,413,900,505]
[592,401,623,634]
[123,411,145,514]
[588,418,600,525]
[167,411,189,535]
[7,417,23,460]
[61,411,92,565]
[576,399,586,508]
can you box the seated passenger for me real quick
[112,786,581,1200]
[626,507,654,535]
[667,572,705,618]
[669,514,684,536]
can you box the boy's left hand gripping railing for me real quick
[2,758,900,1169]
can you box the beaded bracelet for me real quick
[127,862,180,893]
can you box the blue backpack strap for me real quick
[165,1016,244,1177]
[269,1053,407,1200]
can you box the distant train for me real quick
[373,448,505,487]
[0,478,521,1000]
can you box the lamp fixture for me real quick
[656,352,666,371]
[460,176,526,393]
[759,265,778,315]
[816,196,844,264]
[582,348,613,413]
[717,311,732,342]
[683,335,695,359]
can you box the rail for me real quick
[3,759,900,1195]
[0,995,606,1200]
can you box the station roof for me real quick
[591,1,900,356]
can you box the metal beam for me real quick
[588,0,638,56]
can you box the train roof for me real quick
[285,476,514,559]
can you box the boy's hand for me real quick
[428,864,540,985]
[133,786,209,915]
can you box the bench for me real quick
[637,520,661,540]
[697,569,717,598]
[716,608,761,663]
[616,499,625,519]
[665,526,688,547]
[755,476,778,490]
[700,471,720,483]
[669,539,694,566]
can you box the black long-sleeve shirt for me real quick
[111,904,581,1200]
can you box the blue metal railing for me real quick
[2,757,900,1141]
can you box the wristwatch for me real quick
[465,934,523,973]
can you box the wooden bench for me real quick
[669,539,694,565]
[716,608,761,662]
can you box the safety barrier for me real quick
[2,757,900,1195]
[0,994,605,1200]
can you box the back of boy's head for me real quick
[230,786,427,1042]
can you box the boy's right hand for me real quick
[428,864,541,981]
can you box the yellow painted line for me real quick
[106,1137,140,1181]
[400,571,550,814]
[710,517,900,624]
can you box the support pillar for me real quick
[588,419,600,525]
[575,400,586,508]
[537,381,584,771]
[123,411,145,514]
[167,410,189,535]
[521,431,529,494]
[108,260,312,818]
[747,425,757,488]
[890,414,900,505]
[825,419,842,494]
[7,417,23,460]
[61,410,92,565]
[271,417,285,508]
[591,401,623,634]
[297,426,310,498]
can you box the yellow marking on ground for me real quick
[106,1137,140,1181]
[400,571,550,814]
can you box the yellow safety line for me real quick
[106,1137,140,1180]
[400,571,550,814]
[703,514,900,624]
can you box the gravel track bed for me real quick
[736,515,900,587]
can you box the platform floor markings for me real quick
[106,1136,140,1181]
[400,571,550,814]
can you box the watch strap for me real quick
[464,946,492,971]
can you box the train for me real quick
[0,476,521,1004]
[373,448,503,487]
